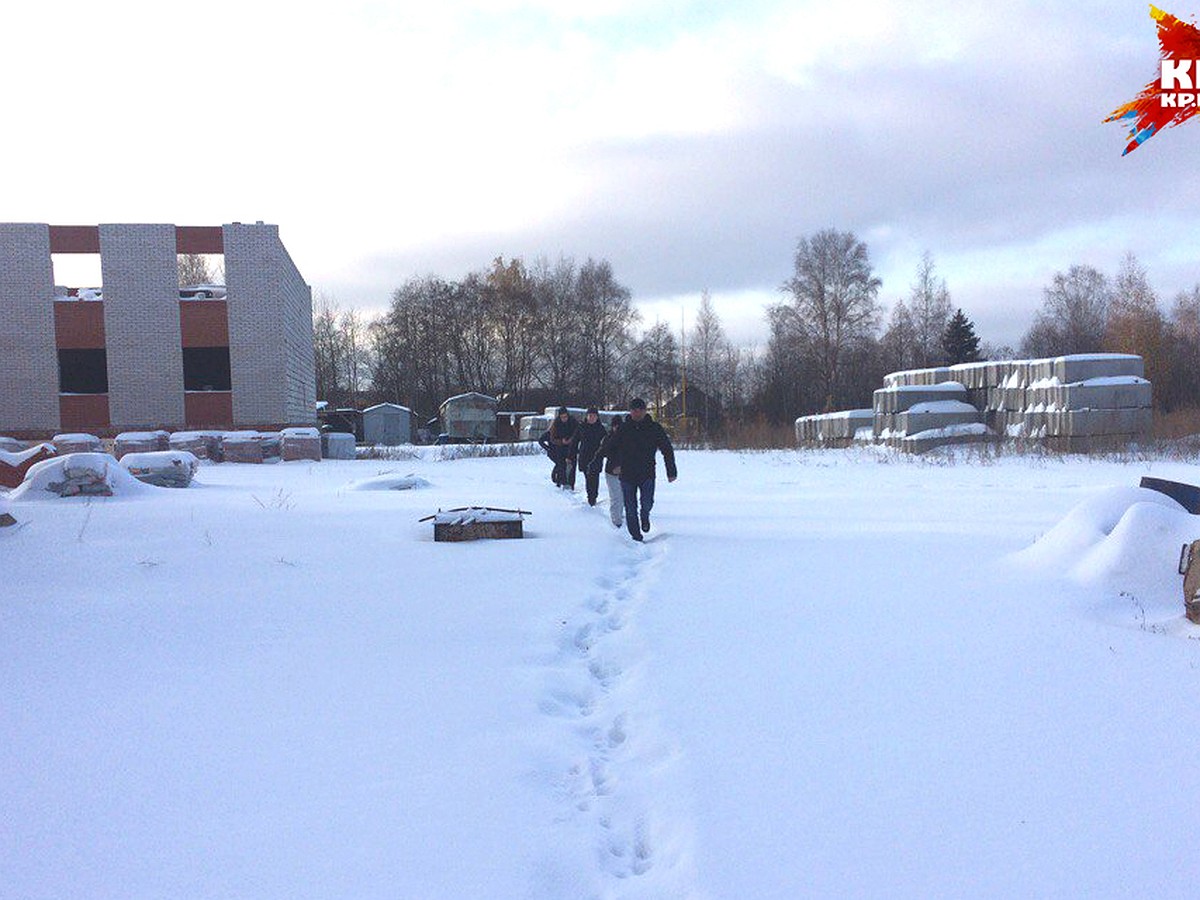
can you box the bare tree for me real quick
[1021,265,1110,357]
[685,290,734,431]
[531,256,583,397]
[908,251,953,366]
[779,229,882,410]
[881,300,918,374]
[177,253,222,286]
[1107,252,1168,401]
[578,258,639,406]
[627,321,679,413]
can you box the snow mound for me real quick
[1011,485,1191,581]
[119,451,200,488]
[10,452,152,501]
[349,473,432,491]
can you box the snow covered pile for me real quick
[118,451,199,488]
[281,427,321,462]
[115,431,170,458]
[10,452,149,499]
[349,472,431,491]
[51,433,101,454]
[1011,484,1199,619]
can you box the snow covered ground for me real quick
[5,445,1200,899]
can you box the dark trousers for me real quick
[620,477,655,538]
[550,452,575,488]
[583,469,600,504]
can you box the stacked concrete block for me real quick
[894,400,981,438]
[322,431,356,459]
[1055,354,1143,383]
[519,415,552,442]
[873,382,968,438]
[795,409,874,446]
[899,423,993,454]
[0,224,59,434]
[99,224,186,431]
[807,353,1153,454]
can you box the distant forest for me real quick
[313,230,1200,435]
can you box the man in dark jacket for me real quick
[604,398,677,541]
[538,407,579,488]
[572,407,608,506]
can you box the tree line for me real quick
[314,230,1200,435]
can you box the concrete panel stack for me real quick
[804,353,1151,454]
[322,431,356,460]
[520,414,552,441]
[872,382,970,438]
[794,409,874,446]
[894,400,981,440]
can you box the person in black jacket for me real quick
[588,414,627,528]
[572,407,608,506]
[604,398,677,541]
[537,407,579,488]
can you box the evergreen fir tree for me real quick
[942,308,982,364]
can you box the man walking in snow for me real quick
[573,407,608,506]
[605,398,676,542]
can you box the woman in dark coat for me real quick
[537,406,579,489]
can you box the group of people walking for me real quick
[538,400,677,543]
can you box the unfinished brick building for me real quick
[0,222,316,438]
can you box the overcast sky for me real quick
[7,0,1199,350]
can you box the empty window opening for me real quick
[58,349,109,394]
[177,253,226,299]
[183,346,232,391]
[51,253,104,301]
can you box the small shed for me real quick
[439,392,498,442]
[363,403,415,446]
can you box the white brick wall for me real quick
[0,223,60,432]
[224,223,315,426]
[99,224,186,430]
[0,221,315,434]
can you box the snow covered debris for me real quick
[10,452,149,499]
[349,473,431,491]
[118,451,199,488]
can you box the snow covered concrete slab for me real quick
[1054,353,1144,383]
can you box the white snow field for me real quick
[5,446,1200,899]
